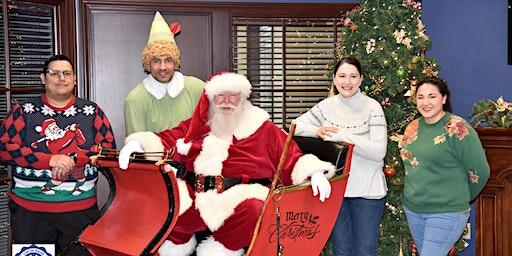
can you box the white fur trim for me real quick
[194,135,230,176]
[176,138,192,156]
[157,236,197,256]
[291,154,336,185]
[124,132,164,161]
[177,179,192,215]
[205,73,252,100]
[196,236,244,256]
[233,103,270,140]
[195,184,269,232]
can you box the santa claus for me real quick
[118,72,335,256]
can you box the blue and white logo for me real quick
[12,244,55,256]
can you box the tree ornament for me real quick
[393,29,407,44]
[402,37,413,49]
[350,23,358,32]
[381,97,392,108]
[410,240,418,255]
[396,67,406,78]
[343,17,353,27]
[423,65,436,77]
[384,165,397,177]
[407,61,417,71]
[366,38,376,54]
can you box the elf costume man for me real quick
[119,72,335,256]
[124,11,204,135]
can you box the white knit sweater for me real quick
[294,91,388,198]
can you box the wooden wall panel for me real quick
[475,128,512,256]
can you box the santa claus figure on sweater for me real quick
[119,72,335,256]
[33,119,88,195]
[32,119,86,153]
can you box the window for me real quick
[0,1,55,173]
[0,2,57,254]
[232,17,342,129]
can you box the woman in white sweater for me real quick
[293,57,388,256]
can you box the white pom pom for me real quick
[176,138,192,155]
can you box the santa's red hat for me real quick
[35,118,56,134]
[204,72,252,100]
[176,72,252,155]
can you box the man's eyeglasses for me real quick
[45,69,74,78]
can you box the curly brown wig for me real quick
[141,39,181,72]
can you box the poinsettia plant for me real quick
[470,96,512,128]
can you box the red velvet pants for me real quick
[169,197,263,251]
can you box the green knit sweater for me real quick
[401,113,490,213]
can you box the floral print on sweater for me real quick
[400,116,481,181]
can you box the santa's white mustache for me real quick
[213,103,238,110]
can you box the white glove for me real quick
[118,140,144,169]
[310,171,331,202]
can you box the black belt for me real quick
[184,172,271,193]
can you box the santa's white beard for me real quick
[45,129,66,141]
[209,102,246,143]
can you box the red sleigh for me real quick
[246,137,353,256]
[78,158,182,256]
[79,135,353,256]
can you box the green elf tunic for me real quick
[400,113,490,213]
[124,71,203,135]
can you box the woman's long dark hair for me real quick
[332,56,362,79]
[415,77,452,112]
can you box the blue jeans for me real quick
[330,197,386,256]
[404,206,470,256]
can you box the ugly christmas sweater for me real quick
[0,95,115,212]
[400,113,489,213]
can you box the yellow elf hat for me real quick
[147,11,175,45]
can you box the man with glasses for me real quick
[0,54,116,255]
[124,11,204,135]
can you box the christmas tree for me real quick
[331,0,440,255]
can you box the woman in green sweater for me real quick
[400,77,490,255]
